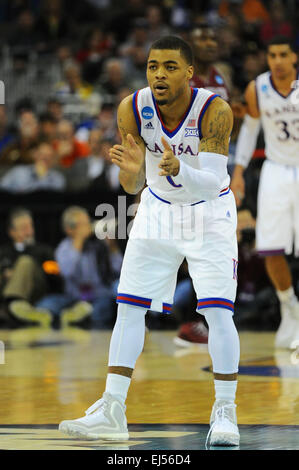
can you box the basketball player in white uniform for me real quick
[59,36,240,446]
[231,36,299,349]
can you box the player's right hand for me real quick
[109,134,144,175]
[231,174,245,207]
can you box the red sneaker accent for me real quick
[174,321,209,348]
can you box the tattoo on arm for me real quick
[118,122,144,147]
[200,102,233,155]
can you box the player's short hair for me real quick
[149,35,193,65]
[267,35,295,52]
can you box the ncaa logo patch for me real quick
[261,84,270,97]
[142,106,154,120]
[215,75,224,85]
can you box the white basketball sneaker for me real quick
[59,392,129,441]
[275,303,299,349]
[206,400,240,447]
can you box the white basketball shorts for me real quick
[256,159,299,256]
[117,186,238,315]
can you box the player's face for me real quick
[147,49,193,106]
[267,44,297,79]
[190,28,218,63]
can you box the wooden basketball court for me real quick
[0,326,298,450]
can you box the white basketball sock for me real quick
[105,373,131,404]
[204,307,240,374]
[276,286,297,307]
[214,379,237,403]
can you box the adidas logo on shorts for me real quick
[144,122,154,129]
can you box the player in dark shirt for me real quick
[189,24,230,101]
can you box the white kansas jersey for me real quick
[132,86,230,205]
[256,70,299,166]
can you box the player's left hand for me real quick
[159,136,180,177]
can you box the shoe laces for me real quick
[205,402,236,449]
[85,396,109,416]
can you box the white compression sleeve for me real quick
[234,114,261,169]
[204,308,240,374]
[172,152,228,201]
[108,303,146,369]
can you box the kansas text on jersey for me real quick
[132,86,230,205]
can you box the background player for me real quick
[231,35,299,349]
[59,36,240,447]
[189,23,230,101]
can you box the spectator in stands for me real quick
[46,98,64,122]
[145,5,170,42]
[35,0,73,54]
[39,113,58,143]
[97,102,117,139]
[54,60,102,123]
[259,1,293,45]
[53,119,90,168]
[119,18,151,79]
[76,101,117,142]
[234,46,266,90]
[0,208,63,327]
[124,46,148,91]
[0,140,65,193]
[115,87,134,107]
[99,138,121,192]
[76,26,112,84]
[47,43,75,84]
[214,23,242,68]
[55,60,92,99]
[0,110,40,166]
[7,9,39,62]
[0,105,15,153]
[119,17,151,55]
[15,97,36,117]
[0,0,40,22]
[99,58,129,103]
[108,0,148,44]
[218,0,270,26]
[36,206,122,328]
[67,129,120,191]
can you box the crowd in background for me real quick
[0,0,298,331]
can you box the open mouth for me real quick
[154,83,168,95]
[154,83,168,90]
